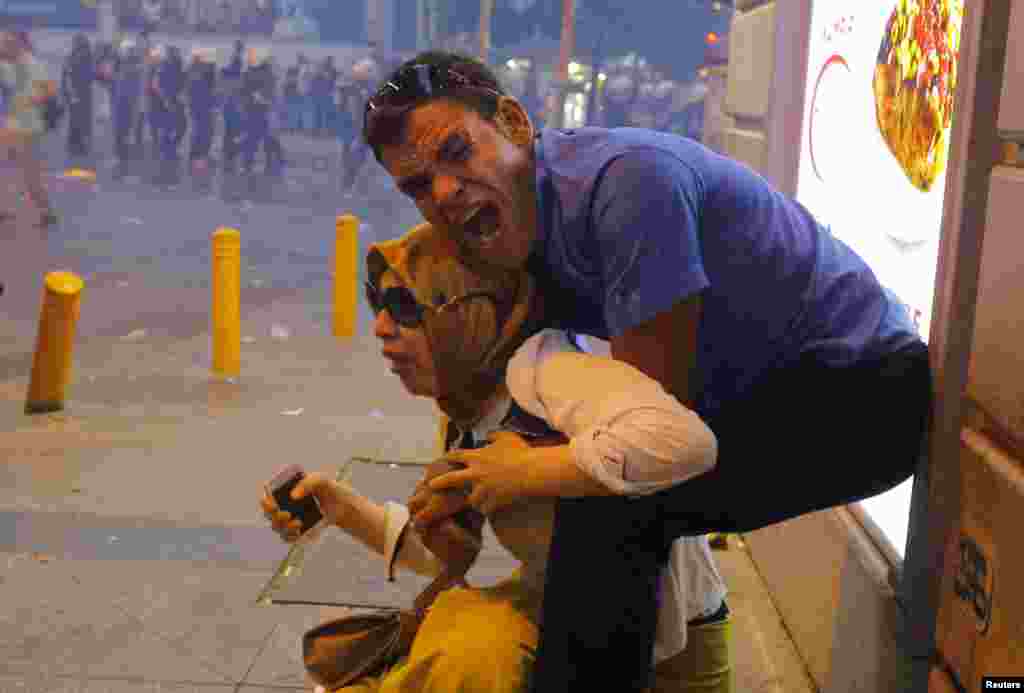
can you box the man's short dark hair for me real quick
[362,51,508,164]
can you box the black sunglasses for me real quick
[364,63,502,121]
[365,280,501,329]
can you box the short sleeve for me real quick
[592,150,708,337]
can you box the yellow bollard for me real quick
[212,227,241,379]
[334,214,359,338]
[1003,141,1020,167]
[25,271,84,415]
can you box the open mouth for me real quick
[462,204,502,245]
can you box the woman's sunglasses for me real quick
[365,281,500,329]
[364,63,502,123]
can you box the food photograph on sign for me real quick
[797,0,965,557]
[873,0,963,192]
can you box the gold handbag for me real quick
[302,458,485,690]
[302,610,418,688]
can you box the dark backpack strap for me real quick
[501,398,561,441]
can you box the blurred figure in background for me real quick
[520,64,545,128]
[112,38,145,165]
[310,55,337,136]
[142,0,163,35]
[281,57,302,132]
[142,44,165,160]
[298,52,314,133]
[93,40,118,140]
[0,30,58,227]
[334,72,360,190]
[215,0,236,33]
[240,48,282,176]
[187,46,217,171]
[339,57,374,193]
[166,45,188,155]
[0,57,9,115]
[152,44,186,183]
[219,40,245,172]
[62,34,95,158]
[602,69,637,128]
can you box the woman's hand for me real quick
[422,431,535,519]
[259,470,345,543]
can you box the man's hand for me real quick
[408,482,470,533]
[422,431,535,519]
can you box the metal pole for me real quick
[557,0,575,82]
[553,0,576,128]
[98,0,118,43]
[366,0,378,48]
[479,0,494,62]
[416,0,428,51]
[900,1,1013,690]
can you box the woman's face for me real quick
[372,271,440,398]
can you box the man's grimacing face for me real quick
[379,98,538,274]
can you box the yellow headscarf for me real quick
[366,223,543,429]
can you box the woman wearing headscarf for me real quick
[260,222,733,692]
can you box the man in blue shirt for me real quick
[363,51,932,692]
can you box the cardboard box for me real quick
[934,428,1024,692]
[967,167,1024,456]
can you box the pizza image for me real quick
[872,0,964,192]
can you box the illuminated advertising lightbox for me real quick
[796,0,964,557]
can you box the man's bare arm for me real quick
[609,293,702,408]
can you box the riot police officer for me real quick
[240,49,282,176]
[62,34,95,158]
[219,40,245,173]
[152,44,185,182]
[112,39,144,165]
[143,44,165,160]
[187,47,217,171]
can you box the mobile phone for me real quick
[267,464,323,535]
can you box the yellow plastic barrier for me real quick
[212,227,241,379]
[25,271,84,414]
[334,214,359,338]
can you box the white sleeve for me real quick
[383,502,443,580]
[507,330,717,496]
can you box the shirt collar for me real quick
[466,394,513,446]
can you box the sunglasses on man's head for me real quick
[365,280,502,329]
[364,63,502,121]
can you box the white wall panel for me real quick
[726,2,777,120]
[723,127,768,175]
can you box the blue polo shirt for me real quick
[526,127,919,419]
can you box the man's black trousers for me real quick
[528,341,932,692]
